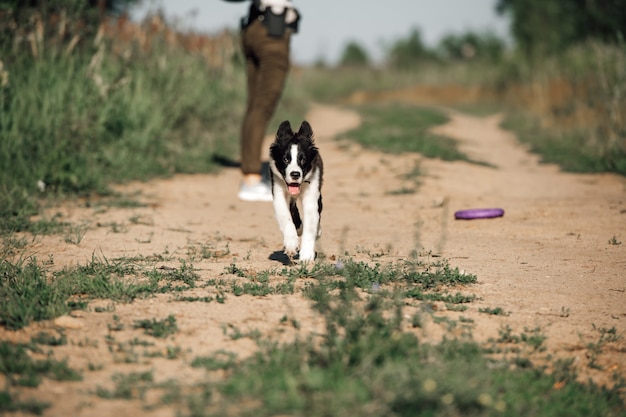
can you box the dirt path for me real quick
[4,103,626,415]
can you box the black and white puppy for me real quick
[269,120,323,262]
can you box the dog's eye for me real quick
[298,153,305,164]
[283,157,290,164]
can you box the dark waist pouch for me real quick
[243,5,300,37]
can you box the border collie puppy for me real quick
[269,120,323,262]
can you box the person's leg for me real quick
[240,21,290,177]
[241,51,262,185]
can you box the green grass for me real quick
[338,102,473,162]
[501,111,626,175]
[1,251,624,415]
[0,255,204,330]
[181,264,624,417]
[0,340,82,415]
[495,42,626,176]
[133,315,178,339]
[0,23,244,233]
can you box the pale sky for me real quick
[131,0,510,65]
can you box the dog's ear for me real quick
[276,120,294,141]
[297,121,313,138]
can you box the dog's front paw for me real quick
[283,234,300,257]
[298,248,316,263]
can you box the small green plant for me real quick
[478,306,509,316]
[96,371,154,400]
[495,324,520,344]
[191,351,238,371]
[520,326,547,352]
[30,331,67,346]
[0,341,82,392]
[63,223,90,245]
[608,236,622,245]
[133,315,178,339]
[108,315,125,332]
[592,324,622,344]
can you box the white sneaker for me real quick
[238,181,273,202]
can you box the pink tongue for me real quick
[288,185,300,195]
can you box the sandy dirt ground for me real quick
[2,103,625,416]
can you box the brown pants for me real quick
[240,19,291,175]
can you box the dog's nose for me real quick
[290,171,301,180]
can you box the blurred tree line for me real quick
[339,0,626,67]
[339,27,506,68]
[496,0,626,59]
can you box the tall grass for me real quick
[495,41,626,175]
[0,13,246,232]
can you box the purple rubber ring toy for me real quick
[454,208,505,220]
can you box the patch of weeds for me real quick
[478,306,509,316]
[520,326,547,352]
[387,186,417,195]
[593,324,622,344]
[145,262,200,293]
[0,233,28,258]
[191,351,238,371]
[108,315,125,331]
[181,267,625,417]
[187,241,231,261]
[222,324,262,341]
[128,338,155,347]
[134,315,178,339]
[26,213,68,236]
[406,289,476,304]
[280,315,300,330]
[54,255,152,303]
[494,324,521,344]
[63,222,90,245]
[560,306,571,317]
[166,346,183,360]
[433,315,458,331]
[586,325,623,369]
[231,280,294,297]
[78,338,99,348]
[608,236,622,245]
[0,341,82,390]
[0,258,70,330]
[129,214,154,226]
[174,295,214,303]
[94,304,115,313]
[96,371,154,400]
[223,263,247,278]
[105,336,140,364]
[0,390,50,415]
[31,331,67,347]
[98,222,128,234]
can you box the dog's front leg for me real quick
[299,190,320,262]
[273,188,299,256]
